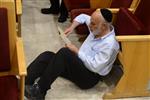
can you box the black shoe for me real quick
[25,84,46,100]
[41,8,59,14]
[25,85,31,99]
[58,15,67,23]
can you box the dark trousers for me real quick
[25,48,101,93]
[50,0,68,16]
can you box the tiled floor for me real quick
[22,0,150,100]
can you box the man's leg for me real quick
[58,0,68,23]
[41,0,60,14]
[25,51,55,99]
[37,48,71,93]
[38,48,101,93]
[25,48,101,99]
[25,48,71,99]
[25,51,55,85]
[59,49,102,89]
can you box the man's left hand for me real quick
[65,43,79,54]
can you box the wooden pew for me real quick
[103,0,150,97]
[103,35,150,99]
[0,0,26,100]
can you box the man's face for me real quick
[89,11,104,35]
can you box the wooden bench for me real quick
[0,0,26,100]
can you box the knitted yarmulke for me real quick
[100,8,112,22]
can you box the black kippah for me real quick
[100,8,112,22]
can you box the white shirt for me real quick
[75,14,120,76]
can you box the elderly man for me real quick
[25,8,119,100]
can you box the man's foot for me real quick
[25,85,31,99]
[58,15,67,23]
[25,84,46,100]
[41,8,59,14]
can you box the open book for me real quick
[57,26,71,44]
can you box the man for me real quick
[25,8,119,100]
[41,0,68,23]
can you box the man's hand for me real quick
[65,43,79,54]
[64,27,73,37]
[64,20,80,37]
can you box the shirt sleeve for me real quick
[74,14,91,25]
[78,46,118,74]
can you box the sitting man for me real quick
[25,8,119,100]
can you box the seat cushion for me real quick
[135,0,150,34]
[114,8,145,35]
[0,8,11,71]
[70,8,95,21]
[0,76,19,100]
[64,0,90,11]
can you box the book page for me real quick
[57,26,71,44]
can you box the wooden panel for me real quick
[90,0,112,9]
[116,35,150,41]
[15,0,22,15]
[130,0,141,13]
[16,38,27,76]
[0,38,26,76]
[103,35,150,99]
[15,0,22,37]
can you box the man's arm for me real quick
[64,14,91,36]
[64,14,91,54]
[64,21,80,36]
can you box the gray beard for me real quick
[92,28,101,36]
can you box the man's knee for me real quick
[40,51,53,57]
[59,47,70,52]
[37,51,54,61]
[58,47,71,54]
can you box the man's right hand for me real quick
[64,27,73,37]
[64,20,80,37]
